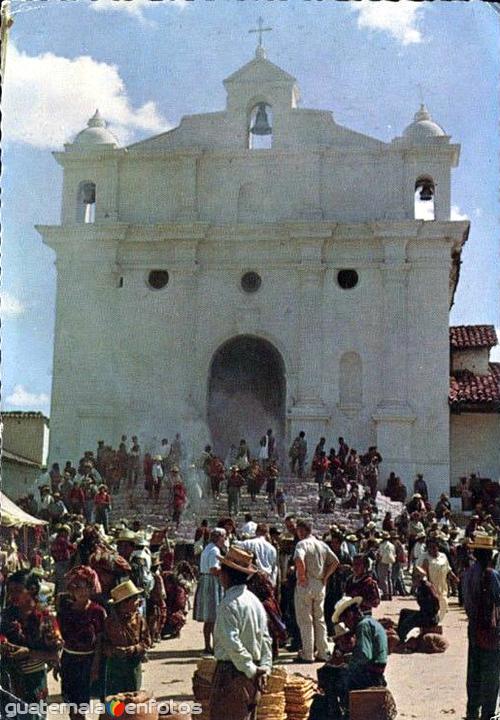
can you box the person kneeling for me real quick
[311,596,388,719]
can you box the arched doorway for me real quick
[207,335,286,459]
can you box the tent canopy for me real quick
[1,491,47,527]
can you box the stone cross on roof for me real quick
[249,17,272,56]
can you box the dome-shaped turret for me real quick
[72,110,119,147]
[403,104,446,141]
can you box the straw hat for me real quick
[346,535,358,543]
[332,622,350,640]
[468,532,495,550]
[332,596,362,624]
[154,455,163,461]
[220,547,257,575]
[109,579,143,604]
[116,529,137,543]
[171,465,180,473]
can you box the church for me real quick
[37,40,498,501]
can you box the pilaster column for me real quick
[380,268,409,407]
[373,235,415,484]
[176,155,199,221]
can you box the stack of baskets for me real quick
[284,673,317,720]
[256,666,287,720]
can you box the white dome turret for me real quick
[72,110,119,148]
[403,104,446,141]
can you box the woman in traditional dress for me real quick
[1,570,62,715]
[418,536,458,621]
[57,566,106,719]
[162,572,189,638]
[103,580,151,696]
[146,554,167,644]
[248,571,287,659]
[193,528,226,654]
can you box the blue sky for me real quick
[2,0,499,414]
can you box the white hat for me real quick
[332,596,362,624]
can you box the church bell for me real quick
[417,178,434,202]
[250,103,272,136]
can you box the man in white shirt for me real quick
[236,524,278,586]
[241,513,257,538]
[293,519,339,663]
[376,532,396,600]
[211,546,273,720]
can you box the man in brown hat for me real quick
[462,532,500,720]
[210,547,272,720]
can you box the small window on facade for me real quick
[414,176,435,221]
[337,269,359,290]
[147,270,169,290]
[77,181,96,224]
[241,271,262,293]
[248,103,273,149]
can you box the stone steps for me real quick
[109,476,362,540]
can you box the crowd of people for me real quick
[0,430,499,720]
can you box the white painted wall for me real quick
[450,414,500,486]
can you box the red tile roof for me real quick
[449,363,500,411]
[450,325,498,350]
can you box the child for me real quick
[275,487,287,518]
[266,460,279,513]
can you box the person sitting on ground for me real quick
[397,568,440,642]
[312,596,389,720]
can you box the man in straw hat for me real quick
[103,579,151,696]
[317,595,388,719]
[210,546,272,720]
[462,531,500,720]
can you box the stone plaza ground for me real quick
[47,595,467,720]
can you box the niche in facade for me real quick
[339,352,363,408]
[248,103,273,149]
[77,181,96,224]
[414,176,435,221]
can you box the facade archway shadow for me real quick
[207,335,286,459]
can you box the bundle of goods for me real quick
[257,667,287,720]
[192,656,217,720]
[284,673,317,720]
[349,687,397,720]
[378,617,400,654]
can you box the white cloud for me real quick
[6,385,50,410]
[2,292,25,318]
[350,1,424,45]
[89,0,189,21]
[450,204,469,221]
[3,44,170,149]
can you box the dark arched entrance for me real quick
[207,335,286,459]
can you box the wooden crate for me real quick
[349,687,397,720]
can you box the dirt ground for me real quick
[45,595,469,719]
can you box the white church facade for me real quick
[38,46,473,500]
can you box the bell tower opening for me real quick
[207,335,286,458]
[248,103,273,149]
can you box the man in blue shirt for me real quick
[313,596,388,720]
